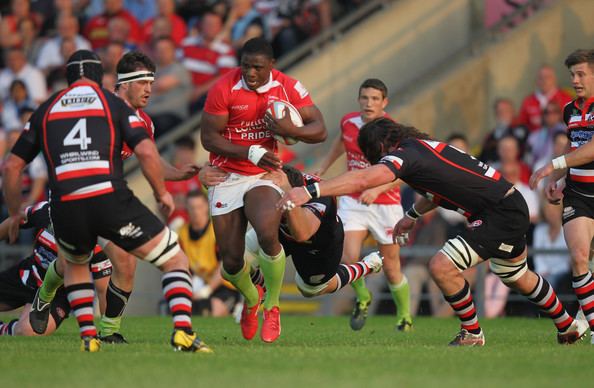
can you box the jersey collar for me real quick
[233,73,279,94]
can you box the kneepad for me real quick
[144,228,180,267]
[440,236,482,271]
[489,256,527,284]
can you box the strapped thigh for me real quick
[489,256,528,284]
[143,228,180,267]
[440,236,483,271]
[294,272,331,297]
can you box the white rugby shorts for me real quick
[337,195,403,245]
[208,172,283,216]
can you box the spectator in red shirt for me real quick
[165,136,203,229]
[493,134,532,185]
[142,0,187,47]
[0,0,42,49]
[181,11,237,111]
[83,0,142,49]
[517,65,572,132]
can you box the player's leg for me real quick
[10,288,70,336]
[342,230,372,330]
[489,246,586,343]
[564,217,594,339]
[244,186,284,343]
[403,264,428,317]
[29,256,65,334]
[379,243,412,331]
[97,241,135,343]
[430,237,485,346]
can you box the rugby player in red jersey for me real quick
[201,37,326,342]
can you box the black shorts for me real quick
[210,286,240,306]
[287,226,344,286]
[51,189,164,256]
[561,189,594,225]
[0,263,70,328]
[462,190,529,260]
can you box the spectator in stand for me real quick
[525,101,566,171]
[46,37,78,93]
[403,196,453,317]
[36,13,92,74]
[142,0,187,47]
[479,98,527,164]
[0,47,47,105]
[493,134,532,185]
[500,160,540,224]
[99,40,126,74]
[178,190,239,317]
[532,201,571,290]
[165,136,203,230]
[145,37,192,136]
[1,80,36,133]
[517,65,572,133]
[102,72,117,92]
[124,0,157,23]
[107,16,138,50]
[83,0,142,49]
[220,0,265,51]
[18,17,44,65]
[0,0,42,49]
[181,11,237,111]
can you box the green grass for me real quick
[0,315,592,387]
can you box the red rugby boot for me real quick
[261,306,281,343]
[240,285,264,340]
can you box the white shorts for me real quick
[337,195,403,245]
[208,172,283,216]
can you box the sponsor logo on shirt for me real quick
[231,104,249,111]
[468,220,483,228]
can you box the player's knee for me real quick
[143,228,181,268]
[428,255,452,281]
[222,259,244,275]
[570,245,591,264]
[255,229,279,250]
[489,256,528,284]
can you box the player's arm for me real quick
[134,139,171,212]
[278,164,395,210]
[292,105,327,143]
[160,156,200,181]
[285,206,322,242]
[315,134,345,176]
[201,112,281,171]
[359,180,401,205]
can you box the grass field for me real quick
[0,315,592,388]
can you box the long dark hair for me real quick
[358,118,431,164]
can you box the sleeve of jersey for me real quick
[21,202,50,230]
[10,116,42,164]
[90,246,113,279]
[286,79,314,109]
[303,197,330,221]
[378,150,409,181]
[120,104,151,150]
[203,82,229,115]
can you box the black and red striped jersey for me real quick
[11,80,150,202]
[563,98,594,196]
[379,139,513,217]
[16,201,111,290]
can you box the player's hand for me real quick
[156,191,175,218]
[265,107,295,137]
[529,163,554,190]
[6,214,23,244]
[545,179,565,205]
[359,188,380,205]
[199,165,228,187]
[258,151,282,172]
[393,217,416,246]
[262,169,291,192]
[277,187,310,212]
[177,164,201,180]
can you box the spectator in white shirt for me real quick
[0,47,47,105]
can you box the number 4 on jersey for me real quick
[64,119,92,150]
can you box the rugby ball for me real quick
[267,100,302,145]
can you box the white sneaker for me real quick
[557,319,589,344]
[362,251,383,273]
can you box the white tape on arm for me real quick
[248,145,267,166]
[552,155,567,170]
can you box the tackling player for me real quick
[280,118,587,346]
[0,202,111,336]
[316,78,411,331]
[200,37,326,342]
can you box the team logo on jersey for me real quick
[563,206,575,219]
[215,201,228,209]
[468,220,483,229]
[119,223,143,238]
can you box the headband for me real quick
[116,70,155,85]
[66,59,102,76]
